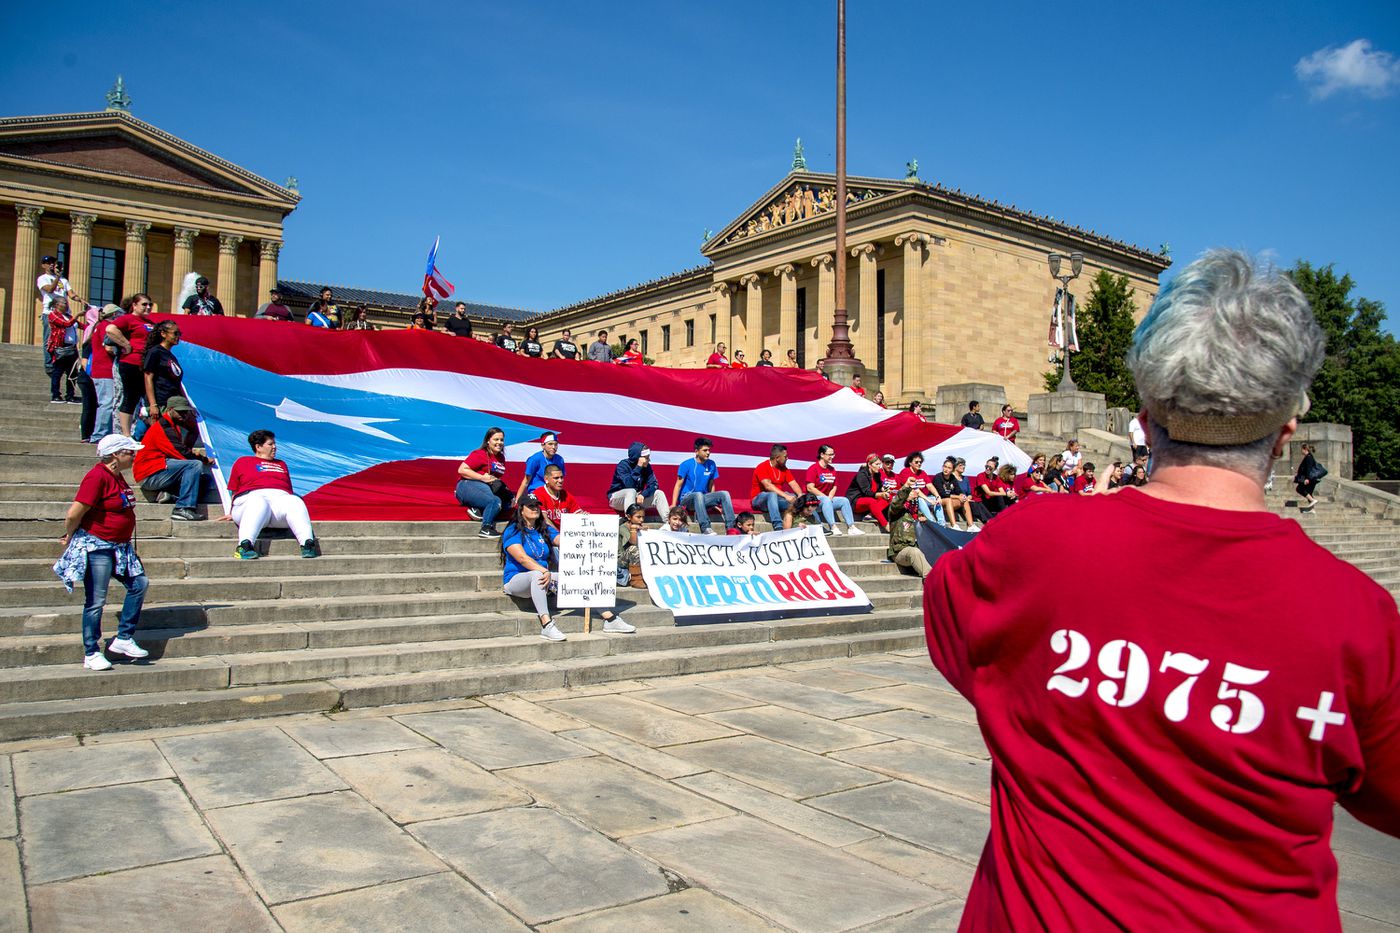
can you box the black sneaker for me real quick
[478,526,501,539]
[50,398,63,404]
[300,539,321,558]
[235,540,259,560]
[171,507,203,522]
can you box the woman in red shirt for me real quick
[804,444,864,536]
[456,426,512,538]
[227,429,319,559]
[55,435,150,671]
[105,292,156,436]
[730,350,749,369]
[871,390,887,409]
[894,452,944,525]
[617,339,644,365]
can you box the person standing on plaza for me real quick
[617,338,644,365]
[588,329,613,363]
[672,436,734,535]
[254,287,294,321]
[516,432,564,501]
[993,404,1021,444]
[961,400,984,430]
[1128,411,1149,460]
[756,348,775,367]
[908,400,926,422]
[445,302,474,338]
[181,276,225,316]
[305,287,339,328]
[105,293,156,437]
[923,249,1400,930]
[750,443,803,530]
[849,374,867,398]
[520,326,545,358]
[55,435,151,671]
[608,442,669,520]
[84,303,122,445]
[785,348,799,368]
[456,426,513,539]
[552,328,580,359]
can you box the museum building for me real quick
[2,86,1170,409]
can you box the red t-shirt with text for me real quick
[464,449,507,481]
[75,463,136,543]
[111,313,153,366]
[228,456,295,496]
[535,486,583,528]
[805,463,840,497]
[923,489,1400,932]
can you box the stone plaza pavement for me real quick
[1,650,1396,932]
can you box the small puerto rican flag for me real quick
[422,236,455,300]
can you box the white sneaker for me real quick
[704,527,719,535]
[602,615,636,634]
[540,621,567,642]
[846,525,865,536]
[828,525,843,536]
[108,637,148,659]
[968,523,982,532]
[83,652,113,671]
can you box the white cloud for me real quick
[1295,39,1400,99]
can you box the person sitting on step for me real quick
[456,426,513,538]
[805,444,864,536]
[886,484,932,578]
[607,442,670,522]
[226,429,320,559]
[535,464,584,530]
[665,505,690,532]
[728,511,757,537]
[131,396,214,521]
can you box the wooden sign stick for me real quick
[584,607,591,634]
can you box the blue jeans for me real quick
[685,490,735,532]
[142,460,210,507]
[91,378,116,444]
[82,550,147,656]
[815,494,855,529]
[912,496,945,525]
[455,479,512,529]
[751,491,793,527]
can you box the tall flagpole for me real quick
[823,0,860,385]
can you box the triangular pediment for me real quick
[0,111,298,208]
[702,171,910,254]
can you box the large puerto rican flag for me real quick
[168,316,1029,521]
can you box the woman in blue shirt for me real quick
[502,495,633,641]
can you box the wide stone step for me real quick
[0,532,494,560]
[0,681,339,743]
[1,550,506,582]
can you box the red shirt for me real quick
[894,467,931,495]
[618,348,644,365]
[851,385,867,397]
[805,462,839,497]
[535,486,582,528]
[706,353,728,367]
[924,489,1400,932]
[730,360,748,369]
[879,470,900,495]
[994,415,1021,439]
[75,463,136,543]
[751,460,796,498]
[463,448,506,480]
[970,471,1004,502]
[228,456,294,496]
[1012,472,1045,498]
[111,313,153,366]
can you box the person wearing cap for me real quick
[181,275,225,316]
[516,432,565,502]
[132,396,213,521]
[84,303,124,445]
[408,310,431,331]
[106,292,156,437]
[672,437,734,535]
[607,442,670,522]
[54,434,151,671]
[750,443,803,530]
[255,288,293,321]
[923,250,1400,930]
[37,255,70,374]
[503,493,633,641]
[226,429,319,559]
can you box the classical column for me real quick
[894,232,928,399]
[739,273,762,353]
[68,213,97,305]
[772,263,797,358]
[711,282,733,351]
[850,244,879,375]
[8,204,44,344]
[810,253,834,367]
[217,233,243,316]
[123,220,151,301]
[258,239,281,307]
[171,227,200,308]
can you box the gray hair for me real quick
[1128,249,1324,474]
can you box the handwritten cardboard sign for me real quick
[557,512,618,609]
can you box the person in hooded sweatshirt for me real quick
[607,441,670,522]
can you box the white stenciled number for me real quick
[1159,651,1210,722]
[1047,629,1091,698]
[1096,639,1149,707]
[1210,663,1270,734]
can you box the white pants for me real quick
[230,489,314,544]
[608,488,670,518]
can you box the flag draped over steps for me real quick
[168,315,1029,520]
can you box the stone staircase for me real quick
[0,344,927,741]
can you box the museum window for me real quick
[709,314,716,344]
[685,319,694,347]
[795,287,807,368]
[640,330,649,356]
[662,324,671,352]
[876,268,886,381]
[55,243,125,306]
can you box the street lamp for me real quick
[1048,250,1083,392]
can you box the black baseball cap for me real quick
[195,275,210,286]
[40,255,57,264]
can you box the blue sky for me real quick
[4,1,1397,331]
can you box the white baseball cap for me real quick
[97,435,143,458]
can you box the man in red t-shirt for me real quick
[849,374,867,397]
[750,443,802,529]
[705,343,729,368]
[924,249,1399,931]
[535,464,583,529]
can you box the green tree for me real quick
[1288,261,1400,479]
[1043,270,1140,409]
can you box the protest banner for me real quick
[558,513,618,631]
[638,525,871,623]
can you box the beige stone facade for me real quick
[535,172,1170,410]
[0,109,297,343]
